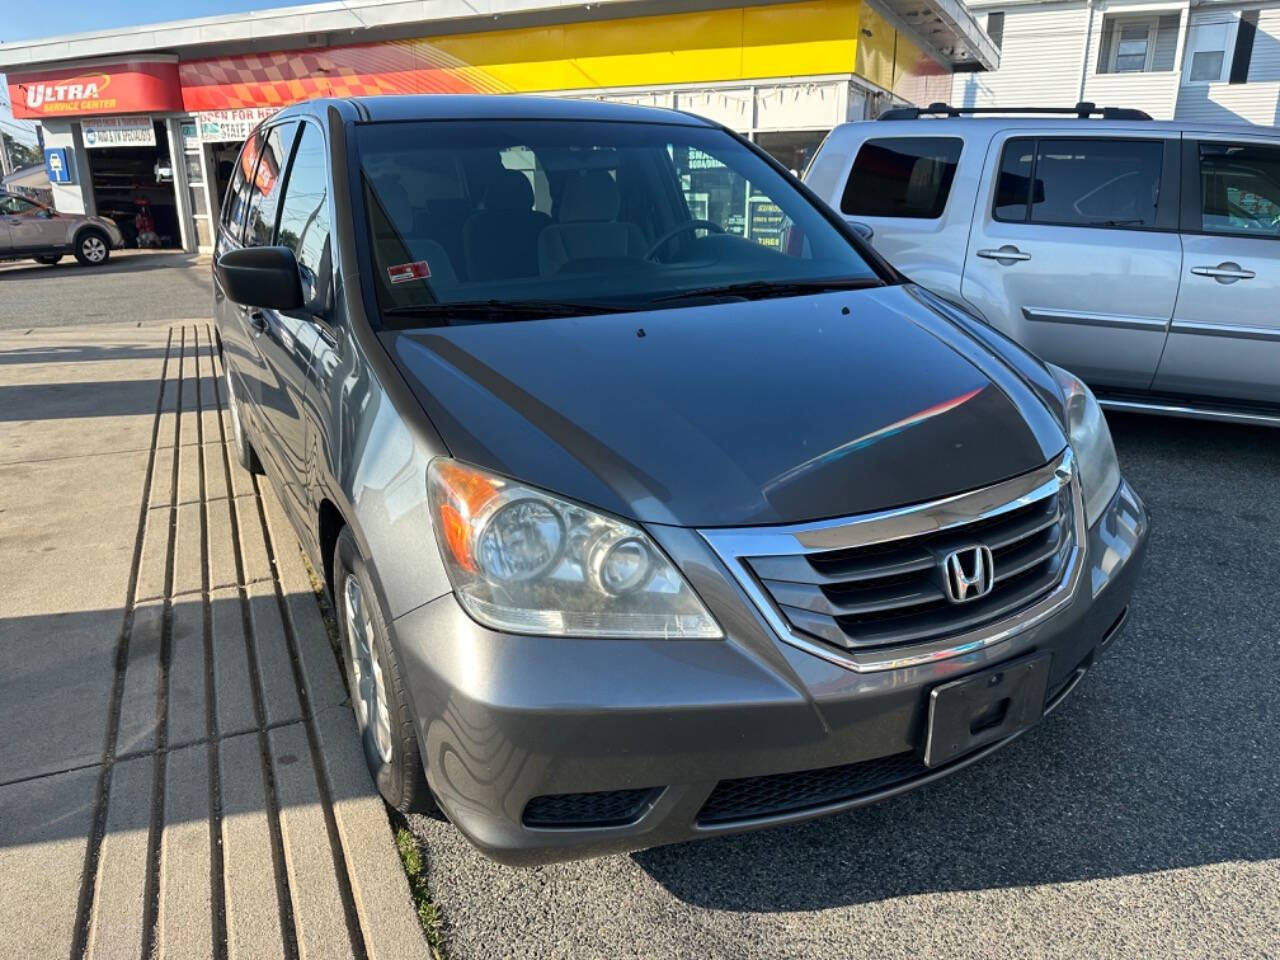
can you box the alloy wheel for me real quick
[343,573,393,764]
[82,236,107,263]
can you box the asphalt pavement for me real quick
[407,412,1280,959]
[0,251,212,329]
[3,257,1275,957]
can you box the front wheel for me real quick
[334,527,436,813]
[74,230,110,266]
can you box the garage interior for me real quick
[86,120,182,249]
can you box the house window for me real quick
[1112,20,1155,72]
[986,12,1005,51]
[1183,16,1239,85]
[1097,14,1181,74]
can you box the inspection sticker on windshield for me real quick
[388,260,432,284]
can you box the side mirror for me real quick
[216,246,303,311]
[847,220,874,242]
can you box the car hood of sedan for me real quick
[383,285,1066,528]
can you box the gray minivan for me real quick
[213,95,1147,864]
[806,103,1280,426]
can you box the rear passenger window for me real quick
[995,137,1164,229]
[841,137,963,219]
[244,122,299,247]
[1197,141,1280,237]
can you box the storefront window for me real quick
[754,130,828,177]
[668,143,749,237]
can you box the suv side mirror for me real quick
[216,246,303,311]
[847,220,874,242]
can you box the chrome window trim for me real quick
[700,448,1084,673]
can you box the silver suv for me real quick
[805,103,1280,426]
[0,191,123,266]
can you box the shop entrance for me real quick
[86,120,181,249]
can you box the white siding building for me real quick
[954,0,1280,125]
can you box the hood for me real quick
[383,285,1066,528]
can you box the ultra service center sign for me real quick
[8,60,183,118]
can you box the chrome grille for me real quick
[750,485,1072,650]
[700,450,1083,672]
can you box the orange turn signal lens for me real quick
[430,460,501,574]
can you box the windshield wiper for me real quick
[381,299,638,323]
[652,276,882,304]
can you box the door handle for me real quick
[977,245,1032,264]
[246,310,268,335]
[1190,262,1255,283]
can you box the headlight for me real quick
[427,459,722,639]
[1048,365,1121,527]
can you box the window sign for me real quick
[197,108,278,143]
[747,195,786,249]
[83,116,156,148]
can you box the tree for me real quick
[2,134,41,172]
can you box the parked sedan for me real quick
[213,95,1147,865]
[0,191,122,266]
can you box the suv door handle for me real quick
[977,245,1032,264]
[246,310,268,335]
[1190,262,1255,283]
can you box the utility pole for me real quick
[0,131,12,178]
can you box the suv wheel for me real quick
[74,230,110,266]
[334,527,435,814]
[224,369,262,474]
[35,255,62,266]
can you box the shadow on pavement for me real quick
[0,253,203,279]
[0,344,174,366]
[635,413,1280,911]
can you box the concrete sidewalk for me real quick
[0,321,428,959]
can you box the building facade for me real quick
[955,0,1280,124]
[0,0,996,253]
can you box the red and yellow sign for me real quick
[179,1,866,111]
[8,60,183,118]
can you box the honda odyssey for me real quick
[213,95,1147,865]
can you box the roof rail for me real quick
[877,101,1153,122]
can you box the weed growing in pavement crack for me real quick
[395,824,447,958]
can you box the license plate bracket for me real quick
[923,652,1051,768]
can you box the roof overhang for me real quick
[876,0,1001,70]
[0,0,806,70]
[0,0,998,73]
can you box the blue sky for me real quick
[2,0,312,140]
[2,0,312,43]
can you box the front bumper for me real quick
[393,479,1148,865]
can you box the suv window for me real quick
[244,121,299,247]
[995,137,1164,229]
[1197,141,1280,237]
[0,195,41,216]
[840,137,963,219]
[276,123,332,315]
[223,130,262,238]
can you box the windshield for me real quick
[355,118,883,322]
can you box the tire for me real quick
[73,230,110,266]
[224,368,263,474]
[334,527,435,813]
[35,255,62,266]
